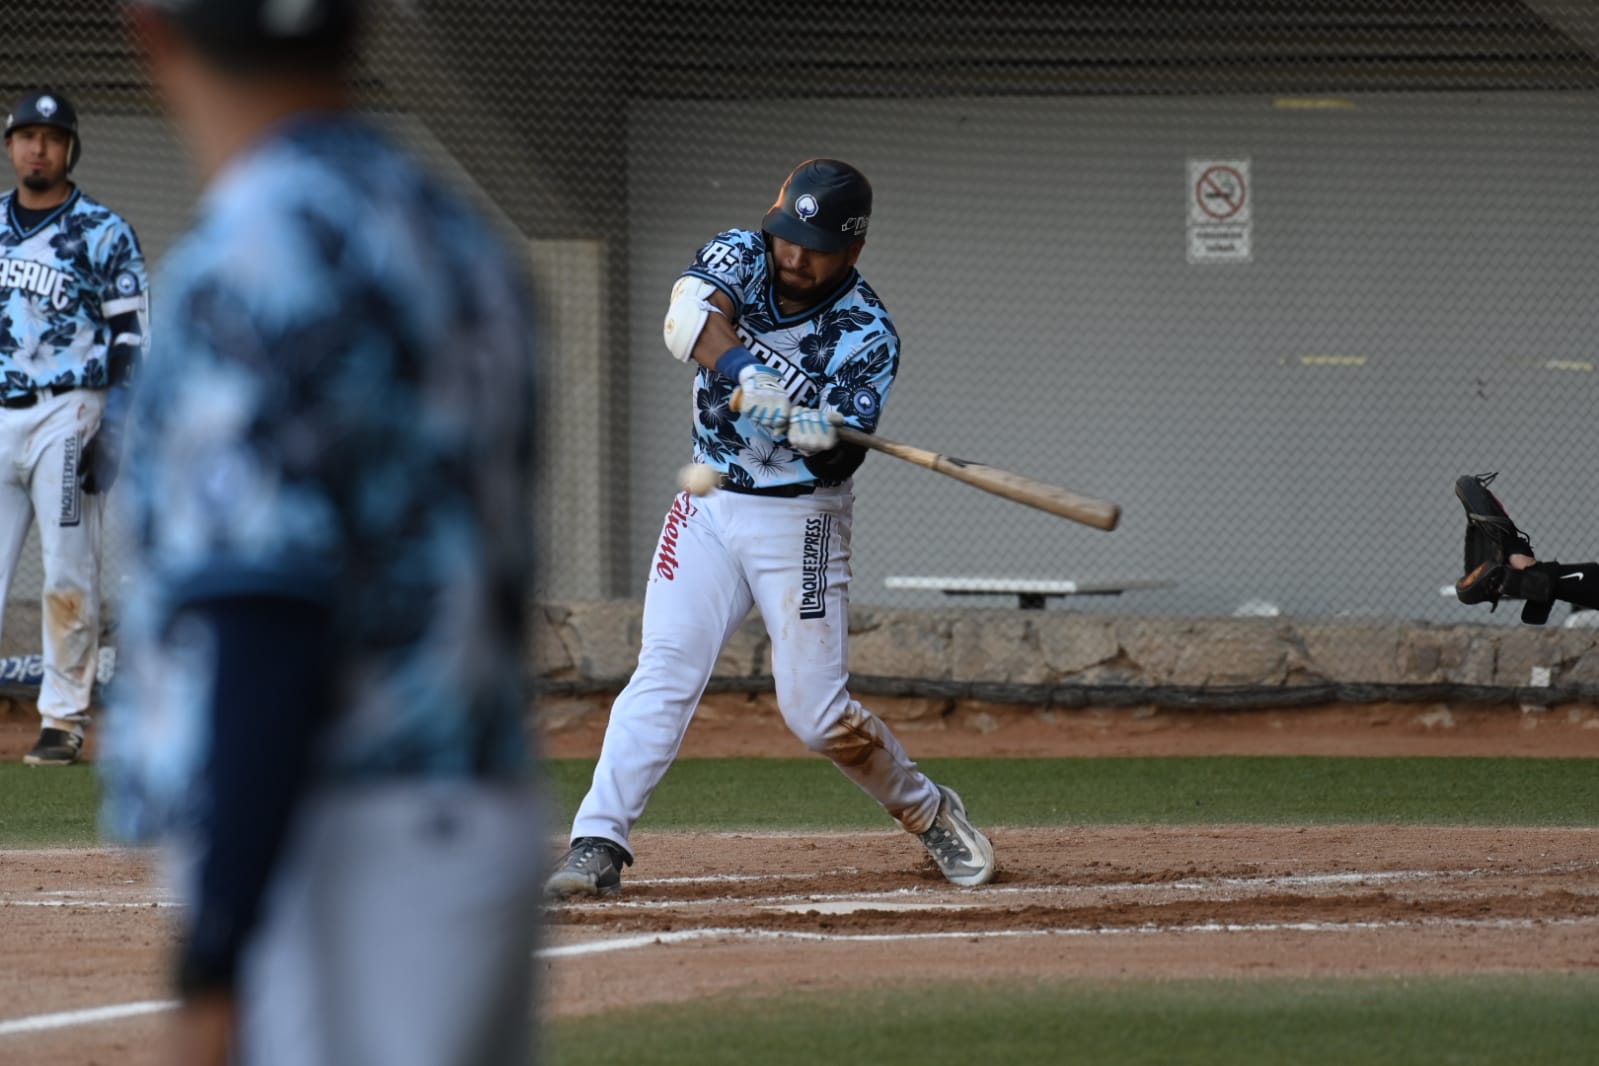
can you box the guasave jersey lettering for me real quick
[0,189,147,391]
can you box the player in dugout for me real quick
[546,158,998,900]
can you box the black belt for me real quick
[0,385,76,409]
[718,480,818,498]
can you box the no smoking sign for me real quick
[1187,158,1252,263]
[1189,160,1250,224]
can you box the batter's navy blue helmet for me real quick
[762,159,872,254]
[5,90,81,170]
[136,0,360,63]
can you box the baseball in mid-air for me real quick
[678,463,720,497]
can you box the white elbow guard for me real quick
[663,276,722,362]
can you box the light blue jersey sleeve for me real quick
[681,228,764,310]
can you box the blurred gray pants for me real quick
[236,781,547,1066]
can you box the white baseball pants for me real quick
[570,484,941,855]
[0,389,105,728]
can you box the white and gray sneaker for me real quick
[917,784,996,887]
[546,837,629,899]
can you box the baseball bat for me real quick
[731,390,1120,531]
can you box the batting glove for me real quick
[787,407,838,455]
[738,364,792,437]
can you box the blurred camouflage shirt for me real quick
[102,116,538,842]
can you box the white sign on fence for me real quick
[1187,158,1252,263]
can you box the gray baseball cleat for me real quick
[917,784,996,887]
[546,836,629,899]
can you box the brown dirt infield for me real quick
[3,695,1598,1064]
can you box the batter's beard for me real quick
[772,276,815,305]
[22,174,59,193]
[772,265,849,309]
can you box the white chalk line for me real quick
[561,863,1599,912]
[2,898,181,909]
[631,870,836,886]
[0,999,177,1037]
[0,867,1496,914]
[8,860,1593,915]
[542,915,1599,959]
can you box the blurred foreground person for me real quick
[104,1,546,1063]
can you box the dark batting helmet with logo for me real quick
[135,0,360,63]
[761,159,872,254]
[5,90,82,170]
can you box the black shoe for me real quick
[546,837,630,899]
[1521,597,1555,627]
[1455,473,1535,562]
[1455,561,1508,606]
[1510,563,1555,624]
[1456,560,1554,621]
[1454,474,1540,613]
[23,728,83,767]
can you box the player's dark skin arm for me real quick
[686,288,743,374]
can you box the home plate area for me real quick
[2,822,1597,1060]
[540,825,1599,1015]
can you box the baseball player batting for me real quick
[547,158,998,898]
[1,88,147,766]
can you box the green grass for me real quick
[4,756,1594,848]
[544,974,1599,1065]
[0,762,101,846]
[552,756,1599,831]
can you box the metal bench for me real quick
[883,576,1177,610]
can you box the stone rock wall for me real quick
[535,602,1599,709]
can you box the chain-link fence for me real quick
[2,1,1597,656]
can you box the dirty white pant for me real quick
[0,389,105,726]
[571,485,940,855]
